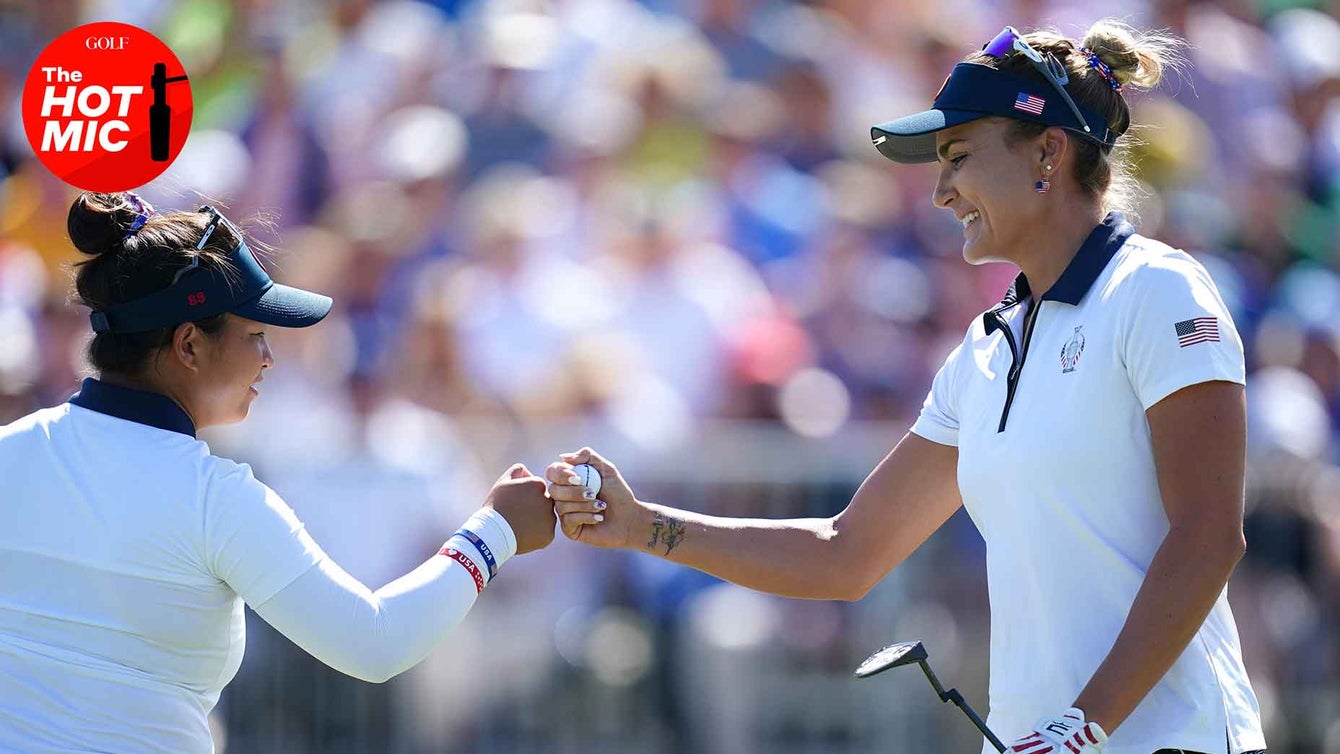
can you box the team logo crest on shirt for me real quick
[1060,326,1085,373]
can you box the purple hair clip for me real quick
[1080,48,1122,92]
[124,192,155,238]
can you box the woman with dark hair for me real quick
[548,20,1266,754]
[0,193,556,753]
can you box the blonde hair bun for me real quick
[1081,19,1184,90]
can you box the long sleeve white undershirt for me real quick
[250,508,516,684]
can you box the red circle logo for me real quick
[21,22,192,192]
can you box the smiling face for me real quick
[187,314,274,427]
[933,118,1049,264]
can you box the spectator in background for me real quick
[237,43,330,228]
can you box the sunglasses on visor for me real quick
[982,27,1098,140]
[169,205,242,286]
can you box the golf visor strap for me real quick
[90,248,266,335]
[89,206,332,334]
[870,62,1114,164]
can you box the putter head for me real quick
[853,640,928,679]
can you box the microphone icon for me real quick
[149,62,189,162]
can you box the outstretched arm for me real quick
[210,464,552,684]
[549,432,963,601]
[251,543,486,684]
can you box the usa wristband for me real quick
[456,528,498,580]
[441,547,485,594]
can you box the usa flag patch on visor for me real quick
[1013,92,1045,115]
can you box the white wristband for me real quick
[461,508,517,569]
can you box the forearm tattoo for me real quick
[648,511,687,556]
[647,513,663,550]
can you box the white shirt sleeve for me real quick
[250,550,481,684]
[202,459,325,605]
[910,340,965,447]
[1121,254,1246,410]
[203,458,519,683]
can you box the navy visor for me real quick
[870,62,1114,164]
[89,206,333,334]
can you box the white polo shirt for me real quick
[0,379,324,753]
[911,214,1265,754]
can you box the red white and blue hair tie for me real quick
[1079,48,1123,92]
[123,192,155,238]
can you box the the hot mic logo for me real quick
[21,22,194,192]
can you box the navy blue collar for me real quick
[983,212,1133,328]
[68,378,197,438]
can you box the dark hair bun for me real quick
[68,192,138,257]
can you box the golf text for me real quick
[39,67,143,152]
[86,36,132,50]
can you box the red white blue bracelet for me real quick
[455,529,498,580]
[440,546,485,594]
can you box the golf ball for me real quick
[572,464,601,497]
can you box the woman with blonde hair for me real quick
[549,20,1267,754]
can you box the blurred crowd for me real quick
[0,0,1336,751]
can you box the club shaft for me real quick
[942,688,1006,752]
[918,661,1006,753]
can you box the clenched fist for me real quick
[484,464,555,555]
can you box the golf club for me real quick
[854,640,1007,753]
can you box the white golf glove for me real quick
[1008,707,1108,754]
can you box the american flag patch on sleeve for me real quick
[1174,317,1219,347]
